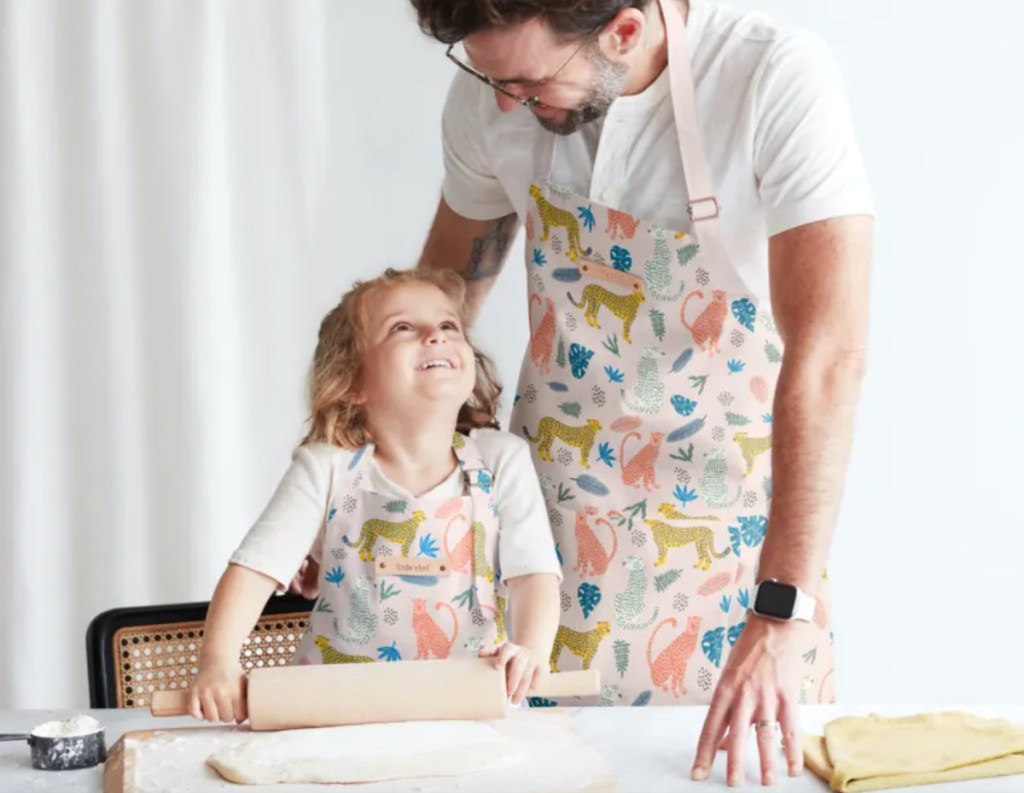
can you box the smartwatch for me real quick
[751,579,815,623]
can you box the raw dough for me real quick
[207,720,525,785]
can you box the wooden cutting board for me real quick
[104,711,617,792]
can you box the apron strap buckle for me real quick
[687,195,721,222]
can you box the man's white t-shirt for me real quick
[230,429,562,588]
[441,0,874,304]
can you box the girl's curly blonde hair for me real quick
[302,268,502,449]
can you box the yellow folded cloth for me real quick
[802,711,1024,792]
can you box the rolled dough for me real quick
[206,720,525,785]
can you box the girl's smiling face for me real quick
[355,281,476,414]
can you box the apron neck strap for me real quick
[660,0,721,228]
[453,431,499,520]
[536,1,721,228]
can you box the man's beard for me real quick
[534,50,627,136]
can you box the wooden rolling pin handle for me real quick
[531,669,600,698]
[150,689,191,717]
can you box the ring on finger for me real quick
[756,720,778,731]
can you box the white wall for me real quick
[719,0,1024,704]
[1,0,1020,707]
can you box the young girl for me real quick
[189,268,562,723]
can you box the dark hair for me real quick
[410,0,653,44]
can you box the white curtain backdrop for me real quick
[0,0,483,708]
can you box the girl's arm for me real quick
[489,572,560,704]
[506,572,560,657]
[189,563,279,723]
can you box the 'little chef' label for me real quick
[375,557,452,577]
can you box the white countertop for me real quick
[2,704,1023,792]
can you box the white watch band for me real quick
[791,588,816,622]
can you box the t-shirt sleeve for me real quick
[228,444,334,588]
[440,71,517,221]
[752,31,874,236]
[475,431,562,582]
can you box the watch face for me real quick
[754,581,798,619]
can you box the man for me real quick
[303,0,872,785]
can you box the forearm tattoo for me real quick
[466,213,518,281]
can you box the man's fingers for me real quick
[778,697,803,776]
[754,700,779,786]
[727,698,756,787]
[692,691,732,781]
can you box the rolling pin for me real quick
[150,659,599,731]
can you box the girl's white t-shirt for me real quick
[230,429,562,587]
[440,0,874,305]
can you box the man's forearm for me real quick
[756,347,867,594]
[417,199,520,323]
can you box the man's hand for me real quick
[287,555,320,600]
[691,615,809,787]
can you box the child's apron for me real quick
[292,433,507,665]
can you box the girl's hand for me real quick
[480,643,548,705]
[188,661,248,724]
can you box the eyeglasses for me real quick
[445,24,605,109]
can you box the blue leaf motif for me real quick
[720,595,732,614]
[398,575,440,586]
[673,484,698,507]
[555,543,563,567]
[572,474,611,497]
[728,525,742,557]
[552,268,582,282]
[476,470,493,494]
[737,588,751,610]
[727,359,745,374]
[417,533,440,559]
[736,515,768,548]
[578,583,602,619]
[604,365,625,383]
[547,381,570,392]
[568,343,594,379]
[671,348,694,373]
[577,205,596,233]
[727,622,746,647]
[527,697,559,707]
[325,567,345,586]
[377,642,402,662]
[327,507,337,522]
[666,416,706,443]
[670,395,697,416]
[598,441,616,467]
[532,248,547,266]
[762,413,773,423]
[610,246,633,272]
[731,298,757,332]
[702,627,725,668]
[632,691,652,707]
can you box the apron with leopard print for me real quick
[291,433,507,666]
[510,0,833,707]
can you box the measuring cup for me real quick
[0,722,107,770]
